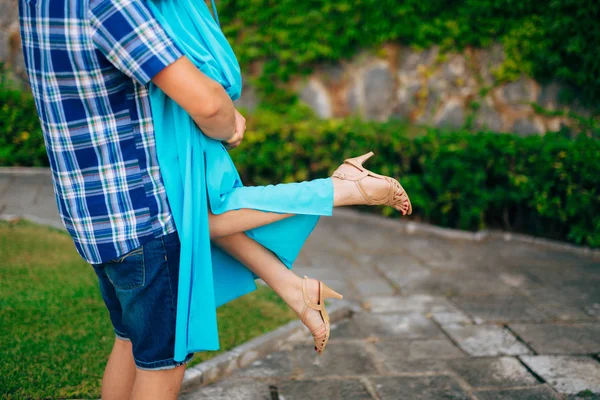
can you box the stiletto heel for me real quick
[332,151,412,215]
[300,276,343,355]
[322,283,343,300]
[346,151,375,167]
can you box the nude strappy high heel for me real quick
[332,151,412,215]
[300,276,343,355]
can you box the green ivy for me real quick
[530,103,600,138]
[216,0,600,107]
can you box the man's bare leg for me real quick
[129,365,187,400]
[100,338,136,400]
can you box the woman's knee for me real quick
[208,212,227,239]
[208,215,222,239]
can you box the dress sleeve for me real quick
[89,0,184,85]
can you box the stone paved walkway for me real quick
[2,170,599,400]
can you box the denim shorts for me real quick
[92,231,194,370]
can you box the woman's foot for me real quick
[332,162,390,203]
[288,276,342,354]
[332,152,412,215]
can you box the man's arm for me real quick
[88,0,236,141]
[152,57,236,141]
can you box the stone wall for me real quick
[0,0,24,79]
[0,1,594,134]
[288,43,594,135]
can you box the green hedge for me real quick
[230,111,599,248]
[0,73,47,167]
[1,76,598,247]
[217,0,600,107]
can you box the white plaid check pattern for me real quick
[19,0,184,263]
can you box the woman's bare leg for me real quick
[209,175,390,239]
[212,232,326,341]
[209,209,293,239]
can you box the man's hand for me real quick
[224,109,246,149]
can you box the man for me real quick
[19,0,244,398]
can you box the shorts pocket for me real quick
[104,247,145,290]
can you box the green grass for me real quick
[0,220,296,399]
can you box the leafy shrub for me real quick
[216,0,600,107]
[231,111,600,247]
[1,77,598,247]
[0,70,47,166]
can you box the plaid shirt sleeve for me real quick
[89,0,183,85]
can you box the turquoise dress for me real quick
[146,0,334,362]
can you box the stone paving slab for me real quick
[0,175,11,192]
[473,385,561,400]
[231,351,293,378]
[354,278,396,297]
[379,262,433,291]
[379,358,453,374]
[277,379,373,400]
[179,379,272,400]
[537,300,595,323]
[0,172,62,226]
[352,312,442,339]
[394,236,460,265]
[373,253,424,272]
[334,218,405,254]
[291,342,379,378]
[444,324,533,357]
[300,248,357,271]
[492,240,586,267]
[520,356,600,395]
[408,269,516,296]
[452,294,550,323]
[516,284,595,321]
[432,309,473,326]
[408,338,466,359]
[0,179,38,208]
[373,338,465,361]
[371,375,471,400]
[510,323,600,354]
[448,357,538,388]
[364,294,457,314]
[328,319,367,340]
[586,304,600,319]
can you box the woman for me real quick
[147,0,412,361]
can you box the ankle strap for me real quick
[332,169,370,182]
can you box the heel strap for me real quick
[302,277,323,311]
[301,277,322,326]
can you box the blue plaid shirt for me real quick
[19,0,184,264]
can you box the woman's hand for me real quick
[224,109,246,149]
